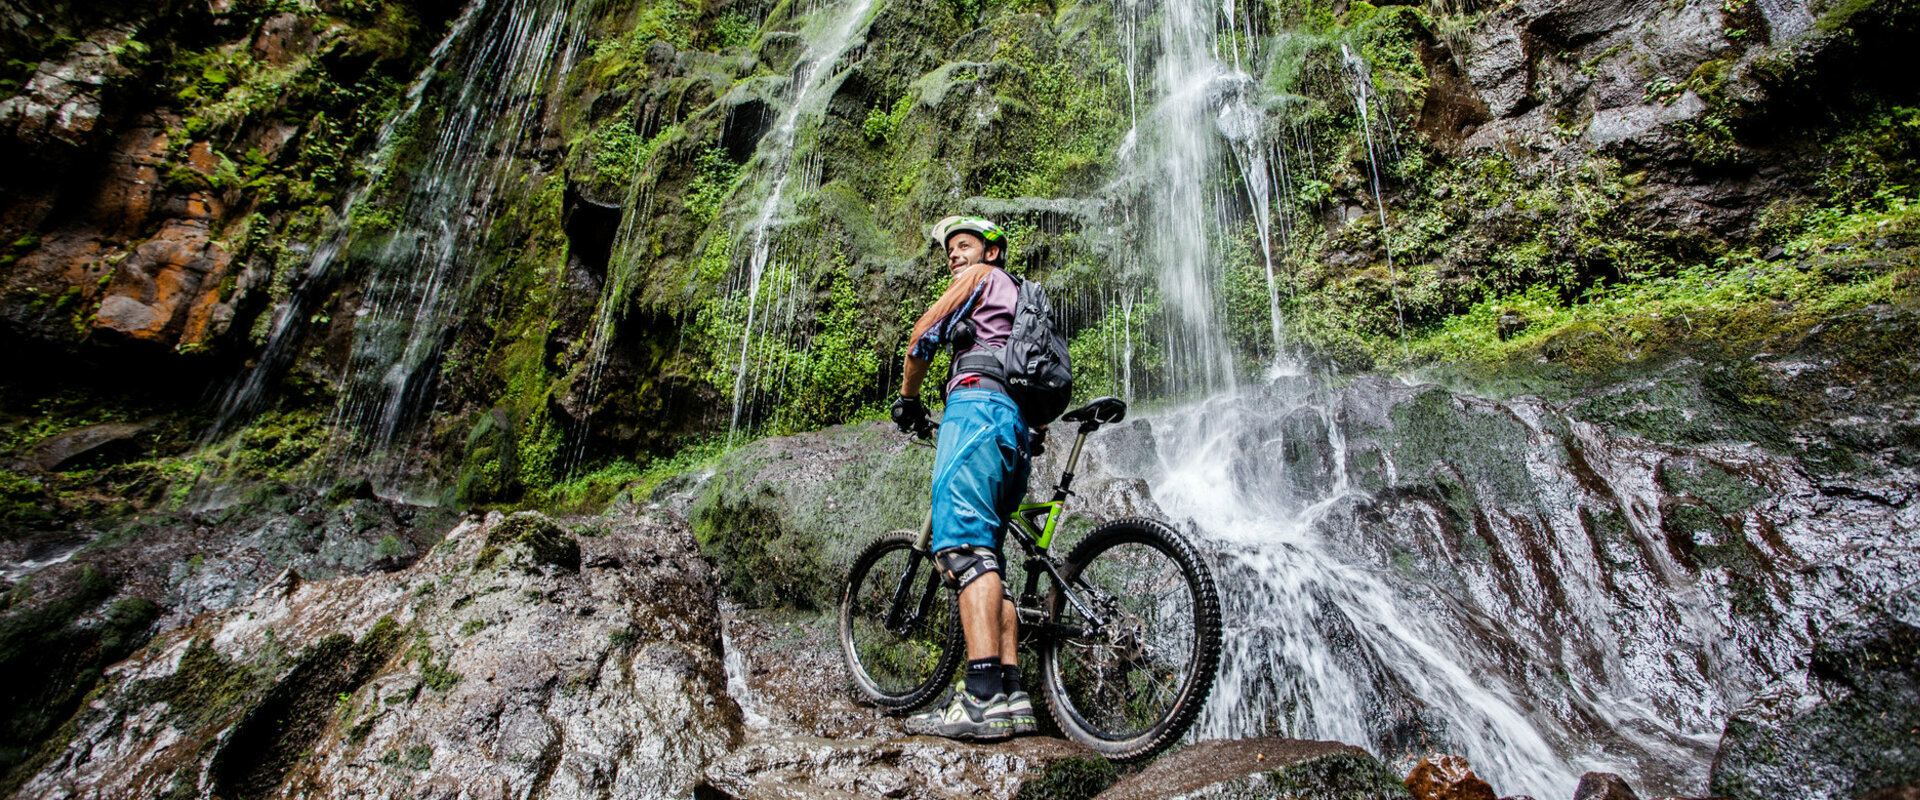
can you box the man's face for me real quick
[945,232,998,275]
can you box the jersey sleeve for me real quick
[907,265,996,361]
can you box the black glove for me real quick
[891,395,927,434]
[1028,426,1047,458]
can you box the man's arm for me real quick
[899,264,996,397]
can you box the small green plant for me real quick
[459,619,487,636]
[862,95,913,144]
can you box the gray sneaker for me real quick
[1005,691,1038,735]
[904,688,1013,741]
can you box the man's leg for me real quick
[906,389,1018,740]
[998,596,1018,666]
[959,572,1004,661]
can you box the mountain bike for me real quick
[837,396,1222,761]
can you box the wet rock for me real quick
[1094,738,1412,800]
[32,421,152,471]
[1581,93,1708,156]
[0,27,132,149]
[1710,584,1920,800]
[702,735,1105,799]
[250,12,317,65]
[1406,754,1497,800]
[17,512,739,799]
[1574,773,1642,800]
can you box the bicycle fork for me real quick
[885,515,941,634]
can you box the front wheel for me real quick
[838,531,964,712]
[1040,517,1222,761]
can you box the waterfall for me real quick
[1093,0,1645,795]
[724,0,880,434]
[1342,43,1406,350]
[325,0,594,485]
[1138,385,1583,797]
[193,0,597,501]
[1113,0,1246,395]
[205,0,494,436]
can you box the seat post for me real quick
[1051,427,1093,502]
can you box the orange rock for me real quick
[1405,755,1498,800]
[88,125,168,237]
[187,141,219,175]
[94,219,233,344]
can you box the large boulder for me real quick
[14,511,742,799]
[1709,584,1920,800]
[681,421,934,610]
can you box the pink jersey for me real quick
[906,264,1020,396]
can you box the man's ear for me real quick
[985,245,1003,264]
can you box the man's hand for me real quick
[1028,426,1048,458]
[890,395,928,434]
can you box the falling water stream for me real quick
[198,0,597,501]
[1093,0,1621,795]
[726,0,881,435]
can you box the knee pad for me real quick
[935,546,1002,590]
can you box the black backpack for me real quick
[953,276,1074,426]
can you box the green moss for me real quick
[685,146,745,226]
[1250,752,1416,798]
[473,511,581,572]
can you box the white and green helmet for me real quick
[930,215,1008,265]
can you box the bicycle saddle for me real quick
[1061,396,1127,425]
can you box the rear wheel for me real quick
[838,531,964,711]
[1039,517,1221,761]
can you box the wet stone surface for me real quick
[15,511,742,800]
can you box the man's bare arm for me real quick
[899,264,995,396]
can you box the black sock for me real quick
[1001,664,1022,696]
[965,658,1003,700]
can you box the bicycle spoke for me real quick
[1053,539,1201,739]
[841,535,961,707]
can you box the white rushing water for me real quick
[327,0,595,465]
[1140,386,1584,798]
[207,0,497,437]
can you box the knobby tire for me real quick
[838,531,964,712]
[1039,517,1222,761]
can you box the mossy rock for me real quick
[457,408,520,506]
[688,421,934,610]
[1711,584,1920,800]
[474,512,581,572]
[0,567,156,794]
[1015,755,1118,800]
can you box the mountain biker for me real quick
[889,215,1041,741]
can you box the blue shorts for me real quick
[930,389,1030,554]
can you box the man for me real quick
[890,215,1039,741]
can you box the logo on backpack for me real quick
[954,277,1074,426]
